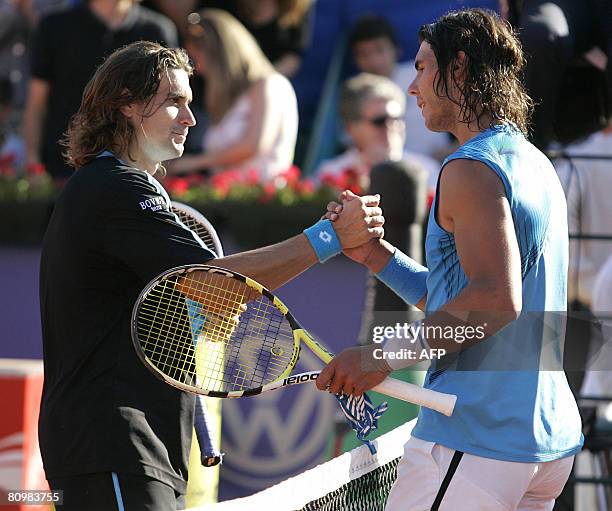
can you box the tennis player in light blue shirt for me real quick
[317,8,583,511]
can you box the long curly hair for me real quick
[63,41,192,169]
[418,8,533,134]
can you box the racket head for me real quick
[171,201,224,257]
[131,264,302,397]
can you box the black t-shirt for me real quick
[39,156,214,492]
[30,6,177,178]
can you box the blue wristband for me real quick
[376,249,428,305]
[303,219,342,263]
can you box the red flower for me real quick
[185,173,205,187]
[165,177,190,195]
[320,173,338,188]
[281,165,301,183]
[244,168,260,186]
[26,162,46,176]
[263,181,276,196]
[297,179,315,195]
[0,154,16,176]
[320,167,364,195]
[339,168,363,194]
[427,190,435,211]
[210,169,244,196]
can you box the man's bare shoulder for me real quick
[441,158,507,201]
[436,158,510,232]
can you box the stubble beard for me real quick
[425,106,454,134]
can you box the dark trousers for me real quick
[48,472,185,511]
[517,0,612,149]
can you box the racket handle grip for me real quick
[372,377,457,417]
[194,395,224,467]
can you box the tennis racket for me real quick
[131,264,457,416]
[172,201,224,257]
[170,202,224,466]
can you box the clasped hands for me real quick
[326,189,385,251]
[317,190,393,396]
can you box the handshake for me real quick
[306,189,388,269]
[182,189,388,352]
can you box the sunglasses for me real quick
[363,114,403,127]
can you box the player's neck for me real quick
[89,0,133,29]
[116,149,157,175]
[452,113,495,146]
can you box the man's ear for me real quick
[119,103,135,119]
[454,51,468,81]
[119,89,136,119]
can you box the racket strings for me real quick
[187,275,294,389]
[188,274,295,390]
[136,271,296,393]
[139,281,198,382]
[173,208,217,253]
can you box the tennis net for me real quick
[188,419,416,511]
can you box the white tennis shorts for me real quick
[385,437,574,511]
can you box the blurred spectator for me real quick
[503,0,612,150]
[553,126,612,511]
[315,73,429,341]
[554,128,612,403]
[593,256,612,330]
[0,77,25,172]
[0,0,31,107]
[150,0,313,78]
[556,127,612,312]
[22,0,177,180]
[1,1,77,108]
[348,14,451,159]
[25,0,76,24]
[168,9,298,182]
[570,253,612,511]
[581,254,612,401]
[316,73,437,198]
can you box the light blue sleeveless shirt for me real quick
[411,124,583,462]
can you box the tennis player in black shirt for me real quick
[39,41,384,510]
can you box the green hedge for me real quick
[0,171,341,248]
[0,197,334,249]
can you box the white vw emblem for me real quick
[221,349,335,489]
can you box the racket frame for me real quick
[171,201,224,257]
[131,264,457,416]
[167,205,224,465]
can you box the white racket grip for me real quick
[372,377,457,417]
